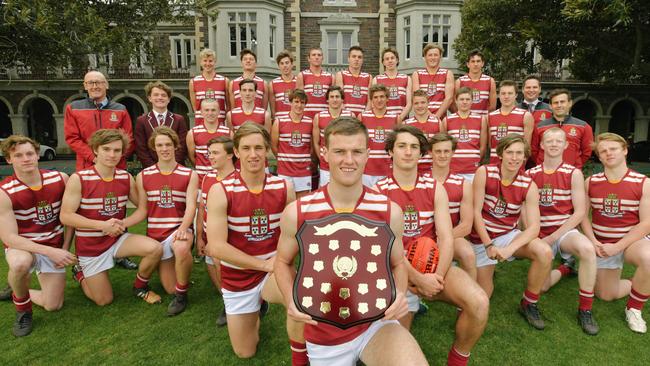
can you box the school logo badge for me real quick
[540,184,554,206]
[602,193,622,218]
[283,90,291,105]
[313,81,324,97]
[539,112,547,121]
[426,82,437,97]
[100,192,119,216]
[458,125,470,142]
[388,86,399,100]
[110,112,118,122]
[373,126,386,143]
[290,130,303,147]
[206,89,215,99]
[248,208,273,241]
[352,85,362,98]
[472,89,481,103]
[491,196,507,218]
[158,185,174,208]
[569,127,577,137]
[36,200,55,224]
[403,205,421,237]
[496,123,508,140]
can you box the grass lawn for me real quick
[1,217,649,365]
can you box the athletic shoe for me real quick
[0,285,12,301]
[115,257,138,270]
[216,309,227,327]
[167,293,188,316]
[71,264,84,283]
[561,257,577,277]
[193,255,205,264]
[577,310,599,335]
[415,301,429,316]
[625,308,647,333]
[133,286,162,304]
[260,300,269,319]
[519,301,545,330]
[12,311,33,337]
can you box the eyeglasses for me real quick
[84,80,106,86]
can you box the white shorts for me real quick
[549,228,580,261]
[278,174,312,193]
[4,248,65,275]
[362,174,385,188]
[456,173,475,183]
[597,252,624,269]
[221,273,270,315]
[406,290,420,313]
[78,233,131,278]
[205,255,215,265]
[472,229,521,268]
[306,320,398,366]
[319,169,330,187]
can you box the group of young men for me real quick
[1,42,649,366]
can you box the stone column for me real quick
[634,116,649,142]
[594,115,611,135]
[53,113,69,152]
[8,114,27,136]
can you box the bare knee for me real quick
[8,257,33,275]
[147,242,164,258]
[233,347,256,359]
[173,241,192,258]
[635,252,650,271]
[93,294,114,306]
[43,300,64,312]
[456,245,476,265]
[576,244,596,262]
[534,242,553,263]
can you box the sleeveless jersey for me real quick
[588,170,647,244]
[316,109,355,172]
[360,111,398,177]
[276,114,313,178]
[376,174,436,248]
[375,73,409,116]
[526,163,576,238]
[75,168,130,257]
[403,115,442,174]
[301,69,333,119]
[341,70,371,114]
[297,185,391,346]
[415,68,449,114]
[142,164,193,241]
[458,74,492,116]
[192,74,228,125]
[488,107,526,164]
[229,106,266,132]
[191,124,231,180]
[200,170,234,242]
[271,76,297,119]
[0,170,65,248]
[443,174,465,227]
[446,112,483,174]
[231,75,265,109]
[221,172,287,291]
[469,165,533,242]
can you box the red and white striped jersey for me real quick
[0,170,65,248]
[220,172,287,291]
[375,73,409,116]
[74,168,130,257]
[458,74,492,116]
[588,169,647,244]
[443,174,465,227]
[200,170,235,243]
[446,112,483,174]
[316,109,355,171]
[191,124,231,180]
[526,163,576,238]
[341,70,371,114]
[192,74,228,125]
[301,69,333,119]
[142,164,193,241]
[276,114,313,178]
[297,185,390,346]
[360,111,398,177]
[469,165,533,242]
[403,115,442,174]
[415,68,449,114]
[229,106,266,132]
[231,75,265,109]
[271,76,297,119]
[488,107,526,164]
[376,174,436,248]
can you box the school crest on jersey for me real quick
[36,200,55,224]
[206,88,216,99]
[426,82,437,97]
[471,89,481,103]
[388,86,399,100]
[496,123,508,140]
[490,197,507,218]
[158,185,175,209]
[458,125,470,142]
[372,127,386,143]
[247,208,273,241]
[290,130,304,147]
[403,205,421,237]
[351,85,362,98]
[540,184,554,206]
[100,192,119,216]
[313,82,324,97]
[283,90,291,105]
[602,193,622,218]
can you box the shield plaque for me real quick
[294,213,396,329]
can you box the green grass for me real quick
[1,218,649,365]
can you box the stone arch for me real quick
[18,93,59,115]
[169,92,193,127]
[606,97,643,117]
[170,92,193,113]
[0,96,14,115]
[113,92,147,130]
[19,97,57,147]
[571,97,600,130]
[607,99,640,139]
[572,95,603,116]
[64,92,87,107]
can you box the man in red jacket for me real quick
[64,71,135,171]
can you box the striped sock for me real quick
[12,293,32,313]
[447,346,470,366]
[290,340,308,366]
[578,289,594,311]
[626,288,649,311]
[133,273,150,289]
[522,290,540,306]
[175,282,189,295]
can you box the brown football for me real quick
[406,236,439,274]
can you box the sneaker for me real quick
[0,285,12,301]
[519,301,545,330]
[71,264,84,283]
[12,311,33,337]
[560,257,578,277]
[577,310,599,335]
[260,300,269,319]
[116,257,138,270]
[415,301,429,317]
[133,286,162,304]
[167,293,188,316]
[193,255,205,264]
[216,309,227,327]
[625,308,647,333]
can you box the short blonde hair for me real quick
[0,135,39,159]
[199,48,216,60]
[89,129,130,153]
[148,126,180,151]
[422,43,443,57]
[592,132,627,151]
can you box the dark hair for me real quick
[326,85,344,101]
[289,89,308,103]
[385,125,429,157]
[369,84,388,99]
[275,50,294,65]
[348,45,364,55]
[467,49,484,62]
[429,133,457,152]
[239,78,257,91]
[456,86,473,99]
[148,126,180,151]
[240,48,257,62]
[548,88,572,103]
[207,136,237,163]
[496,134,530,158]
[381,48,400,67]
[499,80,518,93]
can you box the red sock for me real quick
[12,293,32,313]
[175,282,189,295]
[290,340,308,366]
[522,290,540,306]
[447,346,470,366]
[556,264,572,277]
[578,289,594,311]
[133,273,149,289]
[626,288,649,311]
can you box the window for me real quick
[169,36,194,69]
[228,12,257,57]
[89,53,113,69]
[403,16,411,60]
[130,43,149,70]
[422,14,451,58]
[325,31,352,65]
[269,15,277,58]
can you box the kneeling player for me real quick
[377,126,488,366]
[136,127,199,315]
[582,133,650,333]
[0,136,76,336]
[206,122,306,364]
[471,134,553,330]
[275,117,427,366]
[61,129,163,306]
[527,128,598,334]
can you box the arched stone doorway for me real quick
[169,96,190,127]
[115,97,145,131]
[24,98,57,147]
[608,100,636,140]
[0,99,12,138]
[572,99,597,131]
